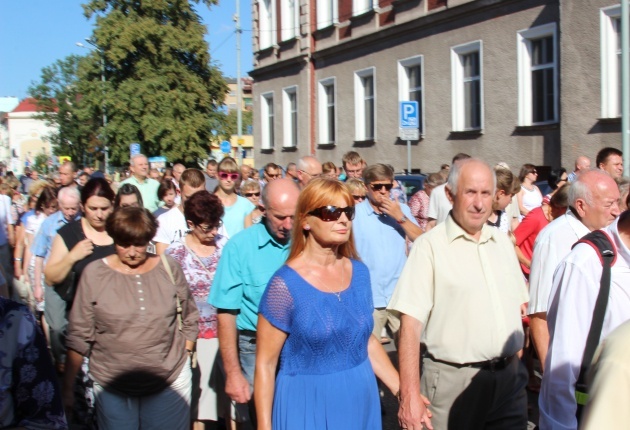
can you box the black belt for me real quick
[427,353,515,372]
[238,329,257,343]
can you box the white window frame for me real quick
[282,86,298,148]
[517,23,558,126]
[259,0,277,50]
[397,55,425,135]
[281,0,299,41]
[354,67,376,141]
[601,5,622,118]
[318,77,337,145]
[451,41,483,131]
[353,0,374,17]
[260,92,275,149]
[317,0,338,29]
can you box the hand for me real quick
[398,391,433,430]
[33,282,44,303]
[380,198,404,221]
[69,239,94,263]
[521,303,528,318]
[225,371,251,404]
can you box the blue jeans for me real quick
[238,333,257,390]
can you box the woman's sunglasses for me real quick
[219,172,239,181]
[308,205,355,222]
[244,192,261,197]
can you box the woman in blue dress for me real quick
[255,178,404,430]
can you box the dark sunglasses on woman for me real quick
[308,205,355,222]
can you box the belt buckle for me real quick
[488,357,503,372]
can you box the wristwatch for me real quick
[397,215,408,224]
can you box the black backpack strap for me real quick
[571,230,616,417]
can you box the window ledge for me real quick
[349,9,376,24]
[514,122,559,132]
[353,139,376,147]
[449,129,483,137]
[260,148,275,154]
[597,117,621,124]
[281,146,298,152]
[317,142,336,149]
[278,38,298,48]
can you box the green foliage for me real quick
[33,152,50,173]
[28,55,101,163]
[221,109,253,139]
[78,0,227,165]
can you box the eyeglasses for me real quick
[244,192,261,197]
[299,169,321,178]
[353,195,366,201]
[219,172,239,181]
[196,221,222,233]
[369,183,394,192]
[530,171,538,175]
[308,205,355,222]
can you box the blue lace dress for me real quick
[258,259,381,429]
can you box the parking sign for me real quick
[400,101,419,128]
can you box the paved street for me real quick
[380,344,540,430]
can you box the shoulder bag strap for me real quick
[161,253,182,331]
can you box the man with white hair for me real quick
[31,187,81,368]
[296,156,323,189]
[528,169,621,371]
[120,154,160,212]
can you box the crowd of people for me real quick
[0,146,629,430]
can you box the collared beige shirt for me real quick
[388,214,528,363]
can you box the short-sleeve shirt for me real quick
[353,199,418,307]
[208,222,290,331]
[527,211,589,315]
[222,195,255,238]
[388,215,529,363]
[31,211,81,259]
[513,207,549,275]
[120,176,161,212]
[154,207,188,245]
[426,183,451,225]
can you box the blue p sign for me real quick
[400,101,419,128]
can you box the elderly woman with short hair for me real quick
[64,207,199,430]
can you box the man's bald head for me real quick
[575,156,591,172]
[296,156,323,188]
[261,178,300,244]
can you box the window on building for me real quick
[261,93,274,149]
[353,0,373,16]
[601,5,623,118]
[259,0,277,50]
[281,0,299,41]
[517,23,558,126]
[355,68,376,141]
[451,41,482,131]
[398,56,424,135]
[318,78,336,144]
[317,0,338,29]
[283,87,298,148]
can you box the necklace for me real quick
[309,259,345,302]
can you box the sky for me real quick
[0,1,253,100]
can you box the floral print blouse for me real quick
[0,297,67,429]
[166,234,227,339]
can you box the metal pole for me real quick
[623,0,629,175]
[100,55,109,174]
[407,140,411,174]
[235,0,243,165]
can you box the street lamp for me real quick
[76,39,109,174]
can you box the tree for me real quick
[79,0,228,165]
[28,55,101,164]
[221,109,253,139]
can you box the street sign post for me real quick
[399,101,419,174]
[130,143,141,157]
[220,140,231,154]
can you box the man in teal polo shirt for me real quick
[120,154,161,212]
[209,178,299,425]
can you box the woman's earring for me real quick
[304,225,311,231]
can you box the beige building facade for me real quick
[250,0,623,172]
